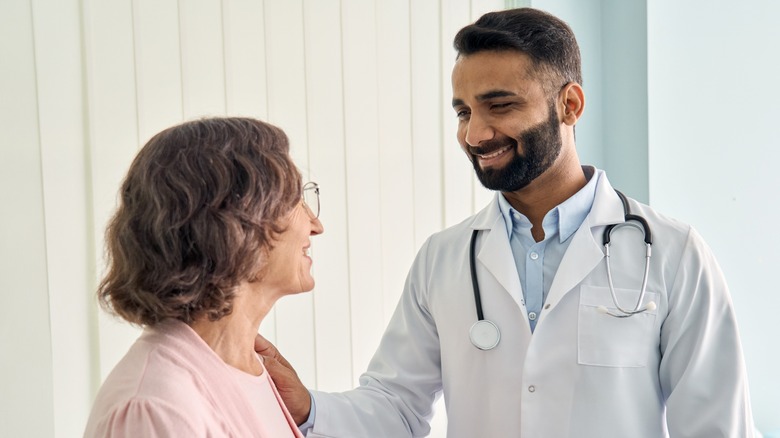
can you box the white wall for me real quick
[648,1,780,432]
[0,0,501,436]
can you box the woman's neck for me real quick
[190,283,277,375]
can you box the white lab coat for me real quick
[309,169,753,438]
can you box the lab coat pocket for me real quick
[577,286,658,367]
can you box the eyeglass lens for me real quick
[303,182,320,218]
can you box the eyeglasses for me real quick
[302,181,320,218]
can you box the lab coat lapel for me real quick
[470,195,525,311]
[544,174,626,312]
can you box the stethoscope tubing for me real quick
[601,191,654,317]
[469,229,484,321]
[468,189,655,350]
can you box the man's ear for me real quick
[559,82,585,125]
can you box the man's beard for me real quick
[469,101,562,192]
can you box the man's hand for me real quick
[254,334,312,426]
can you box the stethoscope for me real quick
[468,190,657,351]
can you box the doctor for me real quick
[257,7,754,437]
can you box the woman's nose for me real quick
[310,216,324,235]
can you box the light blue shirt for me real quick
[496,167,599,332]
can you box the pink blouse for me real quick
[84,320,303,438]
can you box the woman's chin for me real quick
[289,278,315,295]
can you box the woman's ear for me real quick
[559,82,585,125]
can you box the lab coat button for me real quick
[528,312,537,321]
[528,385,536,393]
[529,252,539,260]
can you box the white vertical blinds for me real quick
[1,0,502,436]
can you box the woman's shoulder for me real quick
[83,393,225,437]
[84,325,229,436]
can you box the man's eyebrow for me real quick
[477,90,517,101]
[452,90,519,108]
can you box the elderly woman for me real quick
[84,117,323,437]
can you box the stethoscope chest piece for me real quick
[469,319,500,350]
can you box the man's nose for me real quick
[464,113,494,147]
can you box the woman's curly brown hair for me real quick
[98,117,302,326]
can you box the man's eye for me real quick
[490,102,512,110]
[456,110,470,120]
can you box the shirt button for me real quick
[528,312,537,321]
[529,252,539,260]
[528,385,536,393]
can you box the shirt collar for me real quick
[497,166,600,243]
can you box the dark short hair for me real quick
[453,7,582,94]
[98,117,302,326]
